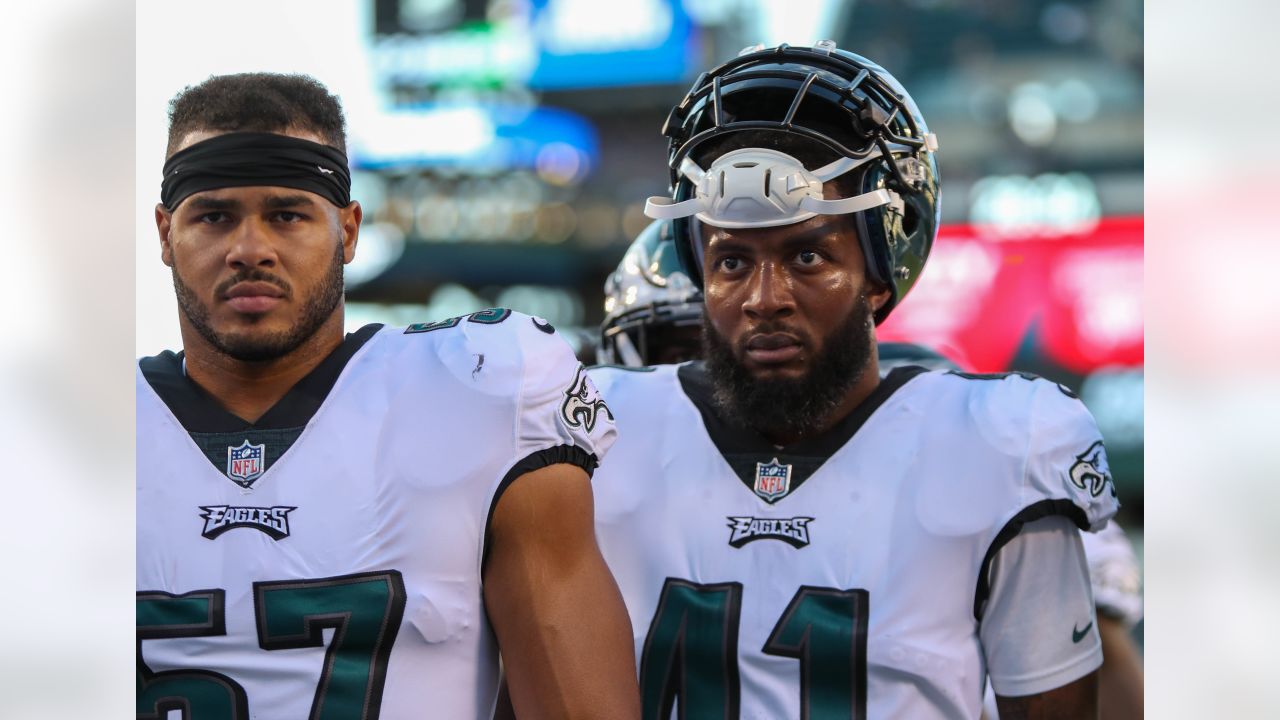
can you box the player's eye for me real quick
[197,211,229,224]
[796,250,822,266]
[274,211,306,223]
[715,256,744,272]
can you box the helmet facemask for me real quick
[599,220,705,367]
[648,43,941,324]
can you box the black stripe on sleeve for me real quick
[481,444,598,570]
[973,499,1090,620]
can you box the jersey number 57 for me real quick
[137,570,405,720]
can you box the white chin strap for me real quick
[645,145,913,229]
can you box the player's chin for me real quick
[213,327,297,362]
[211,313,291,345]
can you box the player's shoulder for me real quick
[915,368,1117,529]
[378,308,581,392]
[931,368,1080,402]
[386,308,567,353]
[921,368,1093,438]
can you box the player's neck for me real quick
[761,356,883,447]
[179,310,347,425]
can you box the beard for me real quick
[173,241,345,363]
[703,291,876,441]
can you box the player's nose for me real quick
[225,218,279,269]
[742,262,795,320]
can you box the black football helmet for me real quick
[646,41,940,324]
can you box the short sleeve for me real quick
[1081,520,1143,628]
[475,313,619,568]
[980,515,1102,698]
[513,315,618,475]
[1025,380,1120,532]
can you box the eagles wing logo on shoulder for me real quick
[560,365,613,433]
[1069,440,1115,498]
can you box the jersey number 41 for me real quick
[641,578,869,720]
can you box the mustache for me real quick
[215,268,292,299]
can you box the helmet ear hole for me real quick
[901,202,919,238]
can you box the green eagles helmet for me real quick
[599,220,704,367]
[645,41,941,324]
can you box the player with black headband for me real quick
[137,73,639,719]
[588,43,1118,718]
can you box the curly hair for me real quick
[165,72,347,157]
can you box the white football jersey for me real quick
[137,311,615,720]
[591,362,1119,720]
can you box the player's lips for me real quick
[223,282,285,313]
[744,333,803,364]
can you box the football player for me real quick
[600,224,1147,720]
[589,43,1119,718]
[137,73,639,719]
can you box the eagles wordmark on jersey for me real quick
[590,362,1119,720]
[137,310,616,719]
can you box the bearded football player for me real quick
[589,43,1118,719]
[136,73,638,719]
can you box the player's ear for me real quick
[868,280,892,313]
[339,200,361,264]
[156,203,174,267]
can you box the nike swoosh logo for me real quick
[1072,621,1093,643]
[531,317,555,334]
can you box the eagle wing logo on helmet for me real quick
[560,366,613,434]
[1069,440,1116,498]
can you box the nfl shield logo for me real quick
[226,439,266,488]
[754,457,793,502]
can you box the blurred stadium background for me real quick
[136,0,1142,631]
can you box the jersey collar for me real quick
[139,323,383,432]
[677,361,927,502]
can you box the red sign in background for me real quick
[878,216,1143,373]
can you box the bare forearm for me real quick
[996,671,1098,720]
[484,463,640,719]
[488,553,637,719]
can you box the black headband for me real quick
[161,132,352,211]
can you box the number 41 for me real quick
[640,579,869,720]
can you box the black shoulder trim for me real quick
[946,370,1042,382]
[138,324,383,432]
[973,499,1090,620]
[481,444,599,571]
[676,362,927,501]
[946,370,1078,399]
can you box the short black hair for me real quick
[165,72,347,157]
